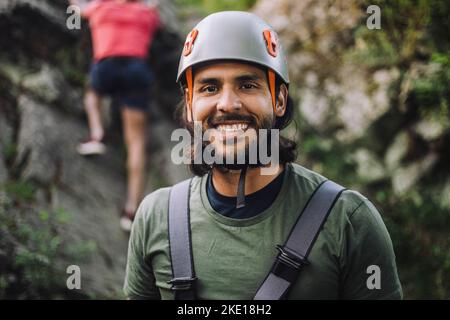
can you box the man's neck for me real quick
[211,164,285,197]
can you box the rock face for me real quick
[0,115,12,184]
[14,94,130,296]
[0,0,188,298]
[0,151,7,186]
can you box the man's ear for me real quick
[184,88,192,122]
[274,83,288,117]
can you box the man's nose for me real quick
[216,86,242,113]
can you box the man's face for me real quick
[187,62,278,165]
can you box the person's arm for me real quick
[339,196,403,299]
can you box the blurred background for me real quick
[0,0,448,299]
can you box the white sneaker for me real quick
[120,209,136,232]
[76,140,106,156]
[120,216,133,232]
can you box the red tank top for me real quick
[83,0,160,61]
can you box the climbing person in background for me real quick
[68,0,161,231]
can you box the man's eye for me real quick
[241,83,257,90]
[202,85,217,93]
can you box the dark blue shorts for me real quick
[90,57,154,111]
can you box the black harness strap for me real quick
[253,180,345,300]
[167,178,197,300]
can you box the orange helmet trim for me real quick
[186,67,194,119]
[268,69,276,111]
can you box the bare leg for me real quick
[121,107,147,215]
[84,87,104,141]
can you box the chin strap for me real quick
[236,166,247,209]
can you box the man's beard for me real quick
[187,113,276,172]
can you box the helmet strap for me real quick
[236,166,247,209]
[186,67,194,121]
[268,69,276,112]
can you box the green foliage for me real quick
[365,0,430,48]
[55,48,86,87]
[0,184,95,299]
[4,180,37,202]
[296,123,359,187]
[175,0,257,24]
[2,142,17,163]
[54,207,73,224]
[428,0,450,52]
[347,28,399,68]
[381,185,450,299]
[351,0,450,72]
[175,0,257,15]
[65,240,97,263]
[413,53,450,124]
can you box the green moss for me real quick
[175,0,258,17]
[55,48,87,87]
[2,142,17,162]
[4,180,37,202]
[180,0,257,11]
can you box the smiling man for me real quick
[124,11,403,300]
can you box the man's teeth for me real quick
[216,123,249,131]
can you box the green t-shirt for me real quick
[124,163,403,299]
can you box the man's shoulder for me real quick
[136,177,200,220]
[139,186,171,211]
[329,185,386,237]
[288,162,327,184]
[288,163,379,219]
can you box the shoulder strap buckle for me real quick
[167,276,197,291]
[276,245,309,270]
[269,245,309,284]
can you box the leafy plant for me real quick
[0,186,96,299]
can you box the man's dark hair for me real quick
[176,71,297,176]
